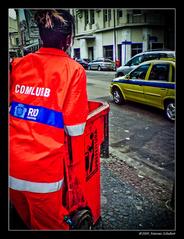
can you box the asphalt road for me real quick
[86,70,175,183]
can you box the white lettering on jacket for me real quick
[15,85,51,97]
[26,107,39,120]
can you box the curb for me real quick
[101,146,173,190]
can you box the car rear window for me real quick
[159,53,168,58]
[168,53,175,58]
[104,59,112,62]
[143,53,160,62]
[126,55,144,66]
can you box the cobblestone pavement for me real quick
[93,153,175,231]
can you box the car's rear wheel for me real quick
[112,87,125,105]
[98,65,101,71]
[164,100,175,121]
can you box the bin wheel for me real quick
[71,209,93,230]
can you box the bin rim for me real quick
[87,100,109,120]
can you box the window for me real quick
[84,10,89,25]
[159,53,168,58]
[117,9,123,25]
[75,13,78,34]
[104,59,113,62]
[74,48,80,59]
[108,9,111,21]
[131,43,143,57]
[167,52,175,58]
[143,53,160,62]
[129,64,150,79]
[103,45,113,60]
[88,47,94,61]
[9,51,18,58]
[104,9,108,22]
[90,10,95,25]
[126,55,144,66]
[16,37,19,46]
[150,42,164,50]
[133,10,142,15]
[103,9,111,26]
[117,9,123,18]
[148,64,170,81]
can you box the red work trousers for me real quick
[10,188,69,230]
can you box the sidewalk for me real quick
[93,149,175,230]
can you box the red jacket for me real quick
[9,47,88,190]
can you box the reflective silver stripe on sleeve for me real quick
[65,122,86,136]
[9,176,64,193]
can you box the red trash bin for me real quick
[64,100,110,229]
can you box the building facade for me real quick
[9,9,40,57]
[9,10,20,57]
[70,9,175,65]
[9,9,175,63]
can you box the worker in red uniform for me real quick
[9,9,89,230]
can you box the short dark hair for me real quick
[34,9,75,49]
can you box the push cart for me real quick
[63,100,110,229]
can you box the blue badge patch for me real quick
[10,101,64,128]
[14,104,27,118]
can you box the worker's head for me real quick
[34,9,75,51]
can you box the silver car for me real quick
[88,57,115,71]
[115,50,175,77]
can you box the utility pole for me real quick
[113,9,116,62]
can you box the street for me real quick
[86,70,175,231]
[86,70,175,182]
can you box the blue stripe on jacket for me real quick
[10,101,64,128]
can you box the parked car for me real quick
[75,58,89,69]
[88,57,115,71]
[110,59,175,121]
[83,58,91,63]
[115,50,175,77]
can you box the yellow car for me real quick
[110,59,175,121]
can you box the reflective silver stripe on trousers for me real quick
[65,122,86,136]
[9,176,64,193]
